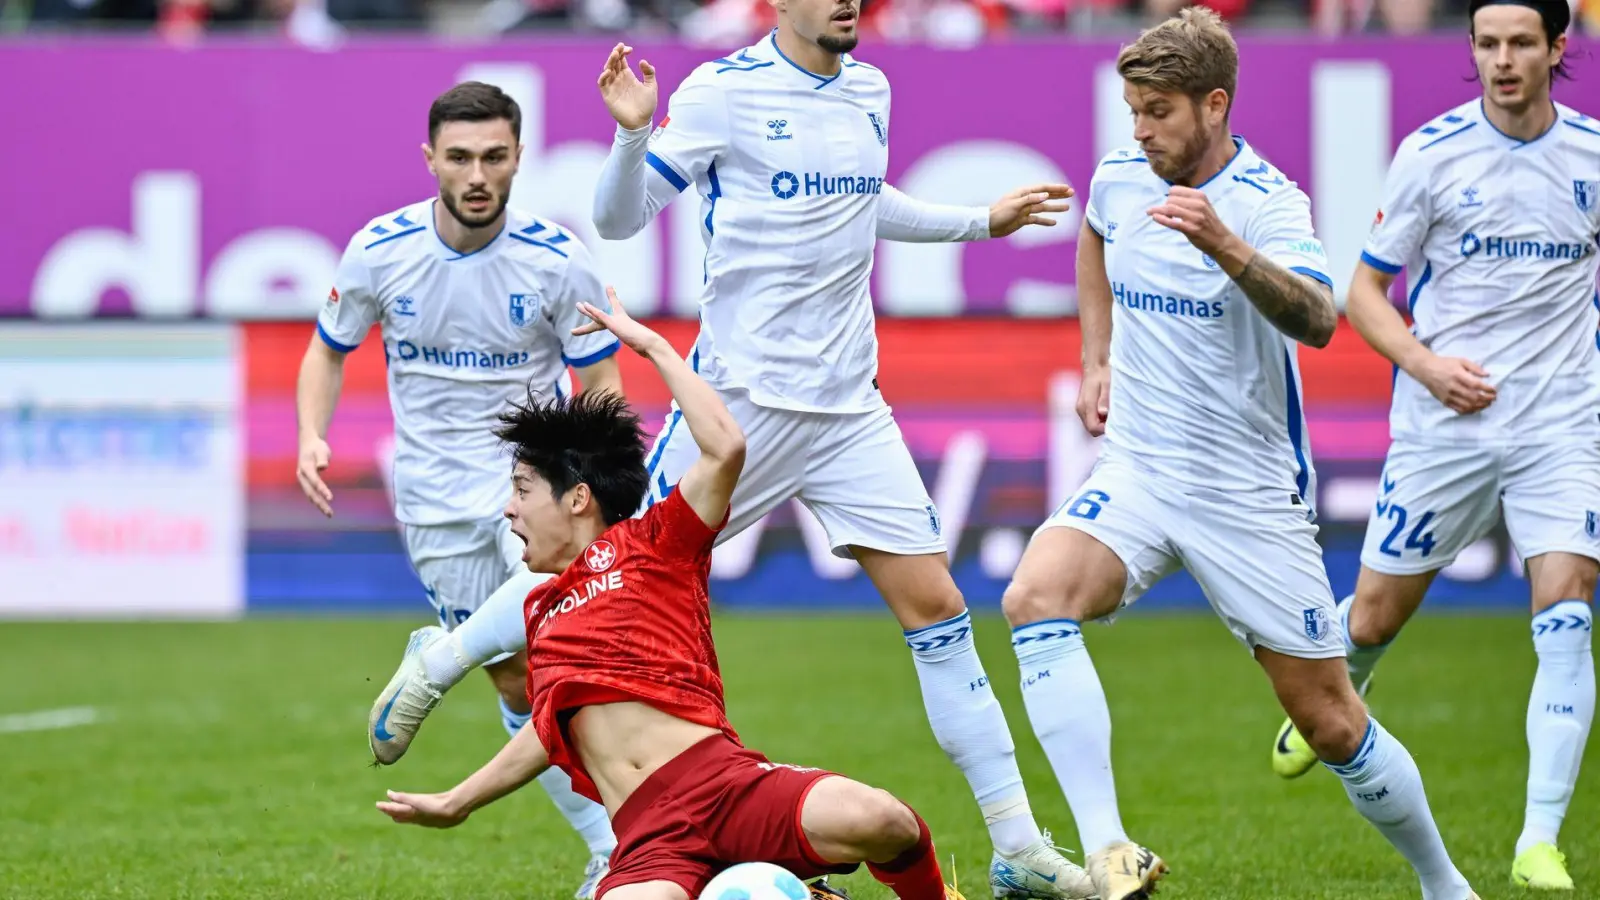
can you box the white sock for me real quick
[535,767,617,857]
[422,570,536,686]
[497,698,617,856]
[1012,619,1128,855]
[1518,601,1594,856]
[905,611,1041,855]
[1339,594,1388,696]
[1326,718,1470,900]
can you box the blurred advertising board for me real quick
[0,325,244,617]
[246,320,1536,612]
[2,35,1592,319]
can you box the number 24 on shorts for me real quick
[1378,502,1438,558]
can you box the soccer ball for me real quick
[698,862,810,900]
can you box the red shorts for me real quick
[596,733,858,898]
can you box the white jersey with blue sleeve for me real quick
[1361,99,1600,445]
[1086,139,1332,508]
[318,199,620,526]
[592,32,988,414]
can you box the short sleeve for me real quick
[316,234,381,353]
[1244,187,1334,289]
[1361,147,1431,276]
[642,488,727,562]
[644,77,728,194]
[1084,172,1109,238]
[550,244,621,369]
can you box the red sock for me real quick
[867,809,945,900]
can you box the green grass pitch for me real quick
[0,612,1591,899]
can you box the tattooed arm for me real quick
[1226,250,1337,348]
[1148,183,1338,349]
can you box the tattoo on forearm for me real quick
[1233,254,1337,346]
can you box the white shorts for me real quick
[1361,438,1600,576]
[402,516,548,662]
[641,389,944,559]
[1039,457,1341,659]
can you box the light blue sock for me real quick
[497,698,616,856]
[905,611,1041,855]
[1326,718,1471,900]
[498,696,531,737]
[1012,618,1128,855]
[1518,601,1594,856]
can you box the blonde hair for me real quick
[1115,7,1239,115]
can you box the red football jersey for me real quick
[524,488,738,804]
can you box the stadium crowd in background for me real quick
[4,0,1595,47]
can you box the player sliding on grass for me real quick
[997,10,1479,900]
[1268,0,1600,890]
[368,3,1096,897]
[303,81,619,897]
[377,292,966,900]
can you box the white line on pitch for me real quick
[0,706,100,734]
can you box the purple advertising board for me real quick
[3,35,1587,320]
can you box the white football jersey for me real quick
[1086,139,1333,510]
[596,32,986,414]
[1363,99,1600,445]
[318,199,620,526]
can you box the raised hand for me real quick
[597,42,658,131]
[572,287,669,357]
[989,183,1075,238]
[1147,185,1234,257]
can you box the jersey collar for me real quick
[1158,135,1247,190]
[429,198,506,261]
[766,30,847,90]
[1477,97,1560,150]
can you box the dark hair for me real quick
[428,82,522,145]
[495,391,649,526]
[1468,0,1574,81]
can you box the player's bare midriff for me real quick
[568,700,721,817]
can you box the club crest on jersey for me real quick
[509,293,541,328]
[584,539,617,572]
[866,111,888,147]
[1201,253,1219,270]
[1304,608,1331,643]
[1576,180,1598,213]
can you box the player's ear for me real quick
[568,483,593,516]
[1206,88,1229,125]
[421,142,437,176]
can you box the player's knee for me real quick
[897,583,967,627]
[1002,580,1061,628]
[857,790,921,859]
[1345,600,1401,648]
[1532,563,1598,609]
[1293,693,1368,762]
[485,655,528,705]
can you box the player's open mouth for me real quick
[1493,77,1520,94]
[831,8,857,24]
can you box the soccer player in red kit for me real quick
[376,289,963,900]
